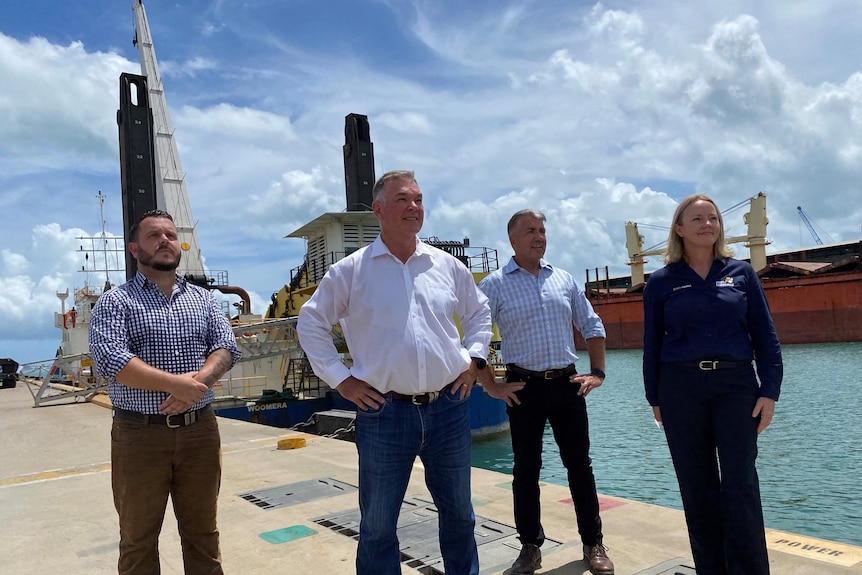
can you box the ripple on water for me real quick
[471,343,862,547]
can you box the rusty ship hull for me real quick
[580,241,862,350]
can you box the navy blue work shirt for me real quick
[642,257,783,406]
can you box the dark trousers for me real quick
[111,410,223,575]
[659,363,769,575]
[506,373,603,547]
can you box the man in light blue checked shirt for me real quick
[89,210,240,575]
[477,209,614,575]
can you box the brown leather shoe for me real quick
[511,543,542,575]
[583,543,614,575]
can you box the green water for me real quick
[471,342,862,547]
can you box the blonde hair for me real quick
[664,194,734,264]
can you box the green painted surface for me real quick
[259,525,318,544]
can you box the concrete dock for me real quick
[2,381,859,574]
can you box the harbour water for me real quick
[471,342,862,547]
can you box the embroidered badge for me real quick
[716,276,735,287]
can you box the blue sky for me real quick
[2,0,862,364]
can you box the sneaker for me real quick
[510,542,542,575]
[583,543,614,575]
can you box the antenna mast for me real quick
[97,191,112,291]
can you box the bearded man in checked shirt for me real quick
[89,210,240,575]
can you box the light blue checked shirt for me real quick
[478,257,605,371]
[89,273,240,414]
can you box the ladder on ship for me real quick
[285,355,325,398]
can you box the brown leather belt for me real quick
[385,383,454,405]
[113,404,213,428]
[506,363,576,380]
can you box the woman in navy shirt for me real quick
[643,194,782,575]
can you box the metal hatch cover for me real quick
[237,477,357,510]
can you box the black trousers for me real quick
[506,372,603,547]
[659,362,769,575]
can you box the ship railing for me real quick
[214,375,269,400]
[288,251,353,291]
[232,317,303,362]
[288,244,499,293]
[584,266,644,299]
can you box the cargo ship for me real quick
[20,1,509,438]
[578,195,862,350]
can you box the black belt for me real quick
[113,404,213,428]
[385,383,454,405]
[681,360,750,371]
[506,364,576,380]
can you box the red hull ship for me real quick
[579,241,862,350]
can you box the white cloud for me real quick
[2,1,862,363]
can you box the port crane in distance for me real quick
[797,206,823,245]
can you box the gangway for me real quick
[22,353,109,407]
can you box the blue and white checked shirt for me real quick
[89,273,241,414]
[478,257,605,371]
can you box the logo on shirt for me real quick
[716,276,735,287]
[672,284,692,292]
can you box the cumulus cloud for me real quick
[2,1,862,363]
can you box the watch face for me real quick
[474,357,487,369]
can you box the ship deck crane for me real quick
[797,206,823,245]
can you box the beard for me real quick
[137,248,181,272]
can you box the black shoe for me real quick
[511,543,541,575]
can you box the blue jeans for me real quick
[354,387,479,575]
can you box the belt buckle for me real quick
[698,360,718,371]
[412,391,440,405]
[544,370,555,380]
[166,411,195,428]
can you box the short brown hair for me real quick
[129,210,174,242]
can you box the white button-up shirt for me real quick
[297,236,492,395]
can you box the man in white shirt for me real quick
[297,170,492,575]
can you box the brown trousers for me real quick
[111,410,223,575]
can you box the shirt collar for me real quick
[370,235,435,261]
[132,271,185,291]
[503,255,551,275]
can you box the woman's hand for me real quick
[753,397,776,434]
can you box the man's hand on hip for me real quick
[337,376,385,411]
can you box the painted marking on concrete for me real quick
[494,481,548,490]
[768,531,862,567]
[259,525,318,545]
[0,462,111,487]
[558,495,627,512]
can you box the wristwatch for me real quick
[590,367,606,380]
[472,357,488,370]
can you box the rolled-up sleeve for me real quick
[207,293,241,367]
[88,290,136,380]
